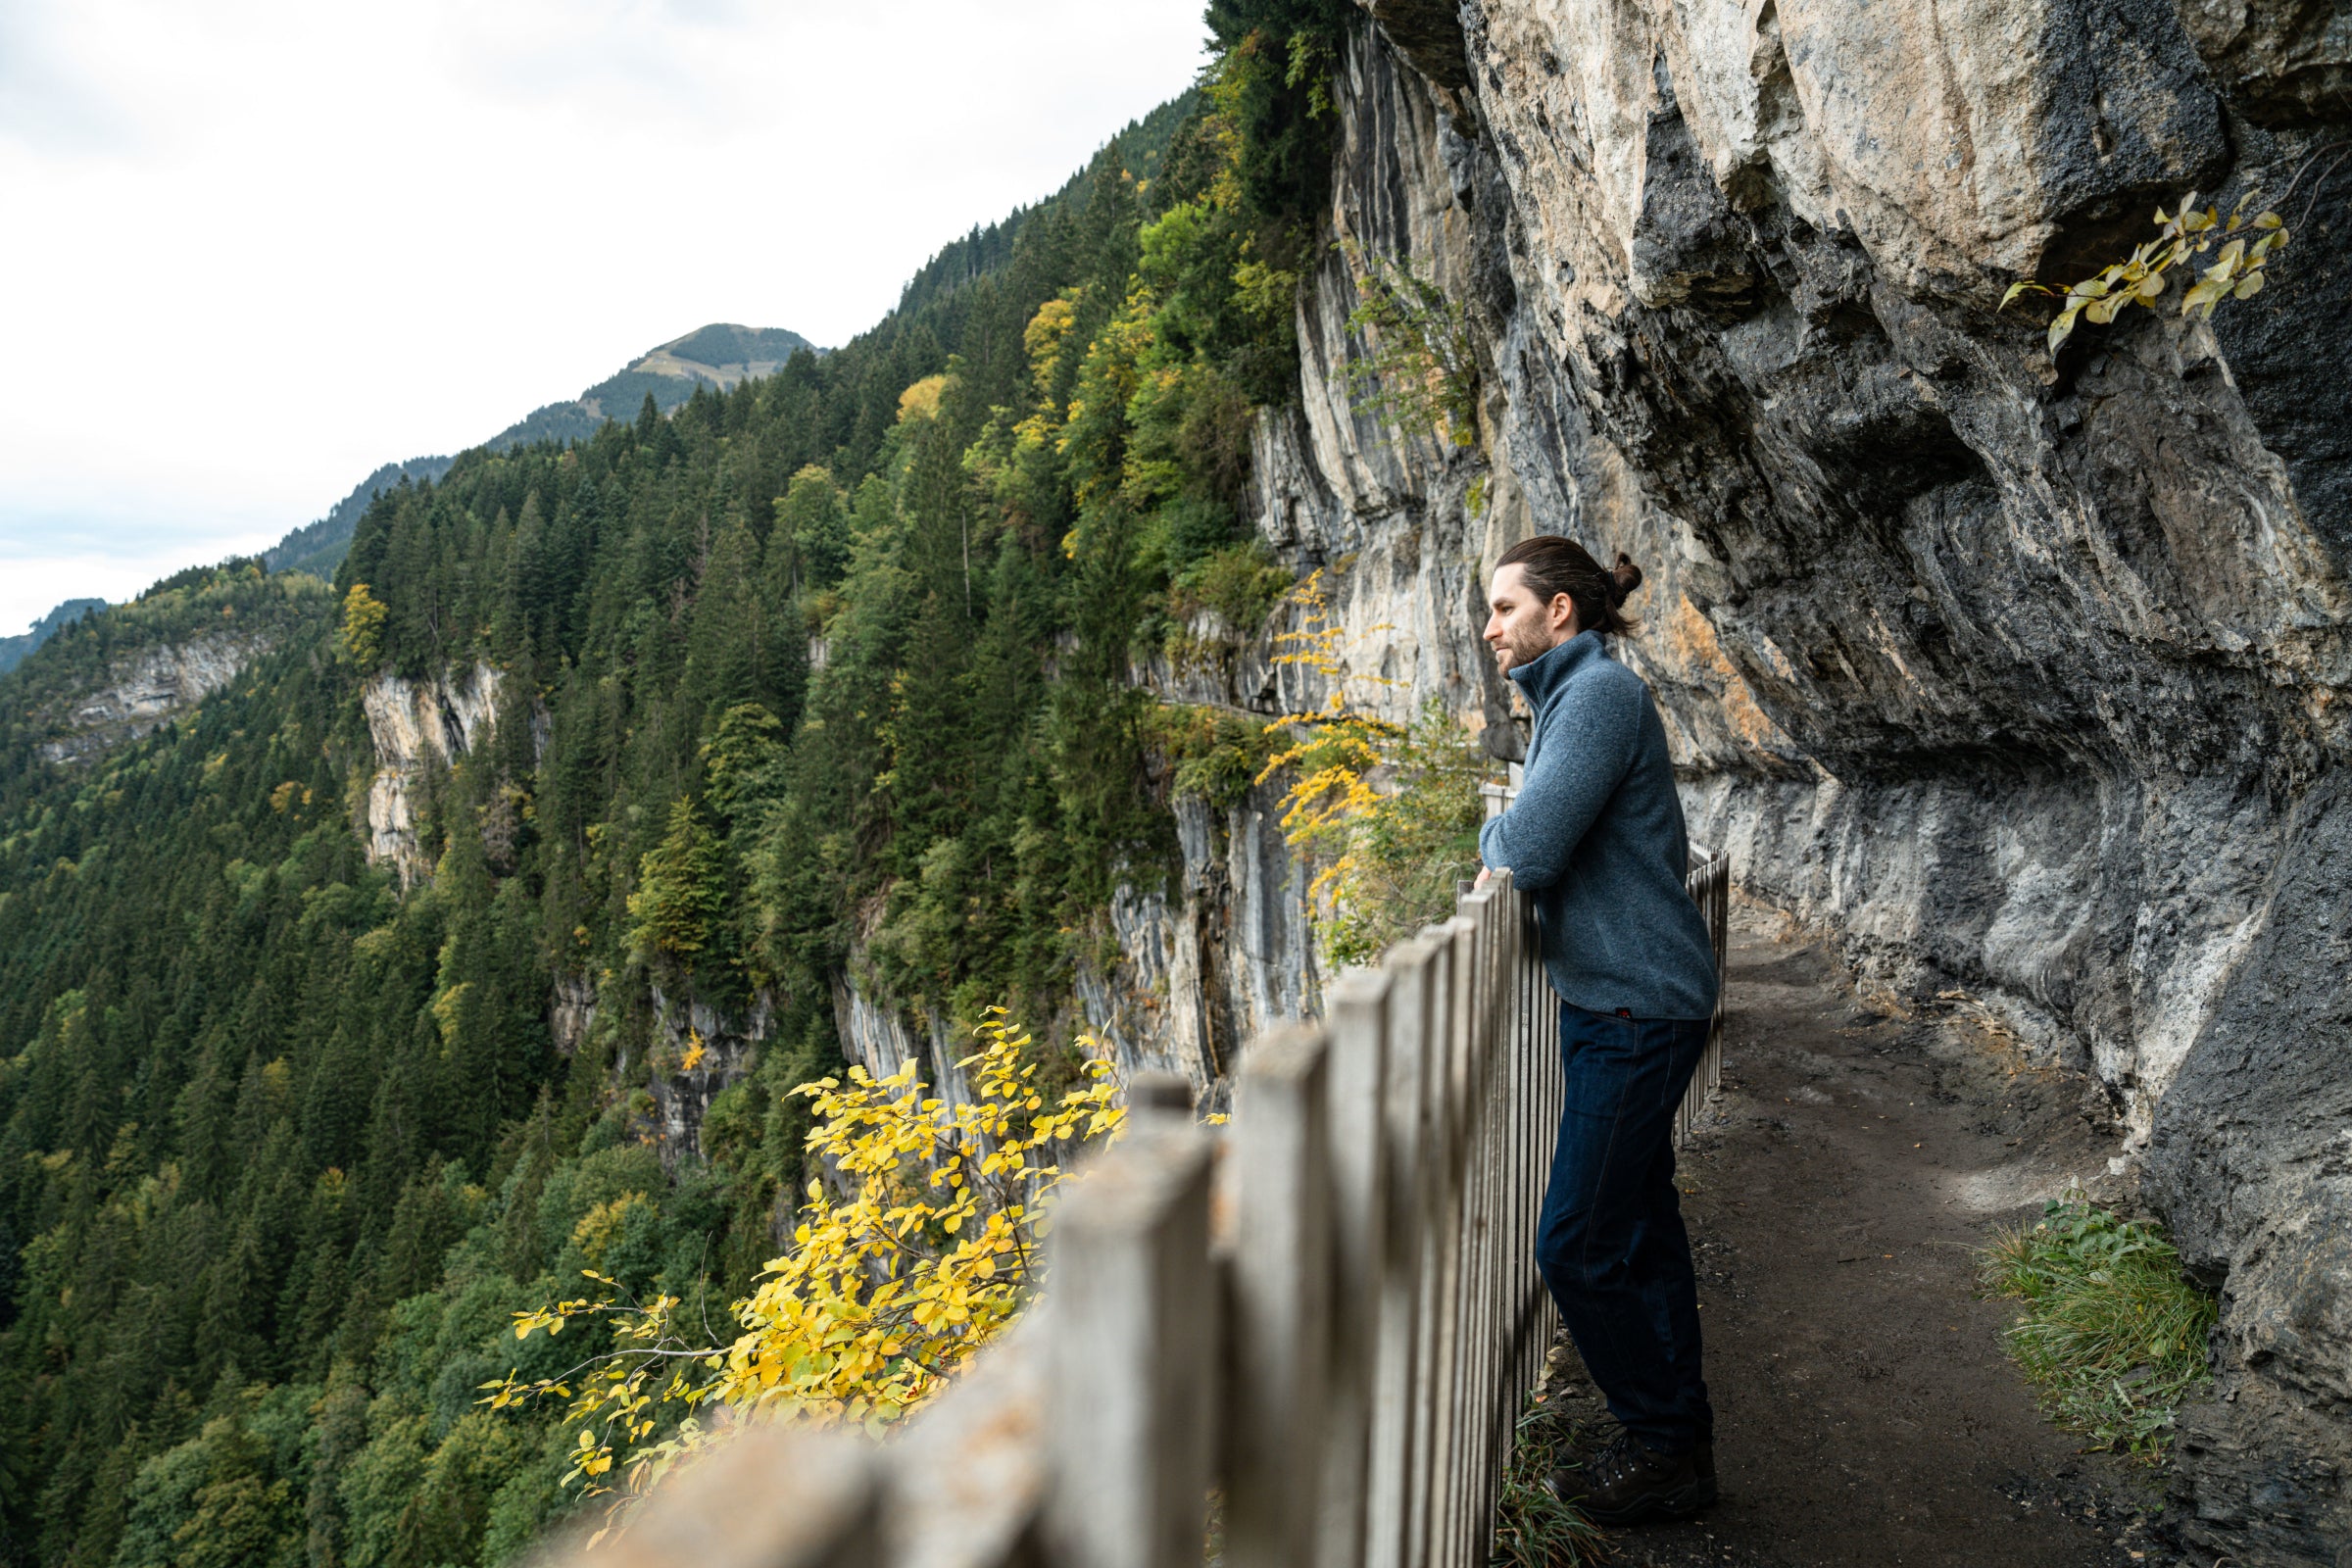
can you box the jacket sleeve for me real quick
[1478,677,1640,892]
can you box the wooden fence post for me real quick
[1406,922,1459,1568]
[1226,1023,1334,1568]
[1315,968,1391,1568]
[1041,1123,1215,1568]
[583,1424,880,1568]
[1365,934,1438,1568]
[887,1321,1049,1568]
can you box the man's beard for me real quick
[1501,621,1557,671]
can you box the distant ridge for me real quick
[0,598,107,676]
[266,457,458,578]
[262,323,824,581]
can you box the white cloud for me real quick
[0,0,1210,635]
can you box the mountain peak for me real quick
[645,323,817,385]
[262,323,824,581]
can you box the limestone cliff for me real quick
[1276,1,2349,1558]
[359,663,507,886]
[32,635,268,765]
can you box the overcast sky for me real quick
[0,0,1211,635]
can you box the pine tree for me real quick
[625,797,726,977]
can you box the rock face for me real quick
[33,635,265,765]
[359,664,506,886]
[1257,0,2350,1558]
[644,986,771,1172]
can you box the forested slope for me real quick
[0,7,1361,1562]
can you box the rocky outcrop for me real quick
[1261,1,2352,1557]
[644,985,769,1171]
[832,972,979,1106]
[551,974,599,1055]
[1073,780,1319,1108]
[829,778,1317,1112]
[359,663,505,886]
[33,635,265,765]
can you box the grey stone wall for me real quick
[1270,2,2352,1558]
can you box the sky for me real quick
[0,0,1213,636]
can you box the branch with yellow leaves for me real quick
[1252,571,1493,965]
[478,1008,1124,1507]
[2002,190,2290,355]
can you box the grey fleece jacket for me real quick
[1477,631,1719,1020]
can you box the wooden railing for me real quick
[589,843,1730,1568]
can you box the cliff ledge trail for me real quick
[1547,905,2178,1567]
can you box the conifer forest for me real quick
[0,4,1368,1562]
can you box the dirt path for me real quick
[1544,907,2181,1567]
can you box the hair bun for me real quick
[1606,552,1643,605]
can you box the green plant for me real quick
[1151,703,1282,812]
[1339,240,1479,445]
[1492,1394,1606,1567]
[2002,190,2289,354]
[1978,1196,2217,1457]
[1170,539,1293,635]
[1257,573,1491,966]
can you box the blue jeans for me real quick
[1535,1001,1714,1455]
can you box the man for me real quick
[1476,533,1722,1525]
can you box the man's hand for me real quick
[1474,865,1494,891]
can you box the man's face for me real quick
[1483,563,1577,674]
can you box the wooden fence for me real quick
[588,843,1730,1568]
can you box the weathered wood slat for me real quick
[1317,971,1392,1568]
[1406,925,1458,1568]
[588,1424,880,1568]
[1365,934,1437,1568]
[1040,1122,1215,1568]
[888,1322,1046,1568]
[1226,1023,1334,1568]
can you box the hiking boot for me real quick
[1545,1431,1716,1525]
[1562,1426,1714,1486]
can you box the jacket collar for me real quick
[1506,629,1605,712]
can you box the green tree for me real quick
[773,466,852,593]
[625,797,726,972]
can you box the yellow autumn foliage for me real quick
[2001,188,2289,353]
[340,582,387,668]
[897,373,949,423]
[1256,569,1403,904]
[1256,571,1492,965]
[480,1007,1124,1501]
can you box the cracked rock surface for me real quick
[1272,0,2350,1557]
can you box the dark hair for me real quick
[1494,535,1644,636]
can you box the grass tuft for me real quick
[1978,1195,2216,1457]
[1492,1393,1607,1567]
